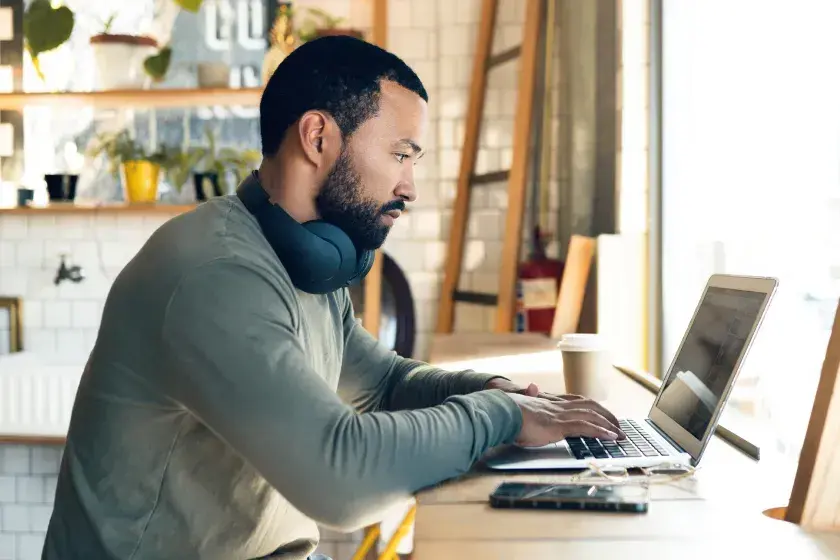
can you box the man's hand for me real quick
[503,392,626,447]
[483,377,585,403]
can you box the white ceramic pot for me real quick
[90,34,158,90]
[197,62,230,88]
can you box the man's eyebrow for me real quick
[395,138,423,155]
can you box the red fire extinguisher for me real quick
[515,226,564,334]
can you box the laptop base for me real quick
[485,417,692,471]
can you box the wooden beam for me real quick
[494,0,543,333]
[364,0,386,342]
[785,299,840,530]
[371,0,388,48]
[436,0,499,334]
[362,251,384,337]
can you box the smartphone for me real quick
[489,482,649,513]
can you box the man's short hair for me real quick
[260,35,428,157]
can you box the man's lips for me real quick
[385,209,402,219]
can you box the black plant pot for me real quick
[193,172,223,201]
[17,188,34,207]
[44,174,78,201]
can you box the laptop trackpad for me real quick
[483,441,577,469]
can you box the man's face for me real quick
[315,80,427,251]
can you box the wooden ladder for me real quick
[435,0,545,334]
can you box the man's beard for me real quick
[315,147,404,251]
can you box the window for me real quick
[660,0,840,467]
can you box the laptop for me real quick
[486,274,778,470]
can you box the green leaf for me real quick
[23,0,74,59]
[172,0,204,13]
[143,47,172,82]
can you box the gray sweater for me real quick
[42,194,522,560]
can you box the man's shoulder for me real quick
[148,196,290,280]
[107,196,296,322]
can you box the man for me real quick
[43,36,623,559]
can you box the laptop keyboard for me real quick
[566,419,671,460]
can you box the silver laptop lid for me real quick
[648,274,778,465]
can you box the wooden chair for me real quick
[350,505,416,560]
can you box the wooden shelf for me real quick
[0,202,197,215]
[0,434,65,445]
[0,87,263,110]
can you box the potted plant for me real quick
[89,14,165,90]
[296,7,364,43]
[23,0,201,85]
[182,127,261,201]
[87,130,181,204]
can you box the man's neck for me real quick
[257,160,318,224]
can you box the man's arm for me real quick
[336,290,509,413]
[160,258,522,532]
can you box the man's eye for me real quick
[394,153,409,163]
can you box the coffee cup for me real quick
[557,333,610,401]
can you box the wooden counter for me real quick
[416,334,840,559]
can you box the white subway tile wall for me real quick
[0,446,60,560]
[0,0,553,557]
[0,214,170,364]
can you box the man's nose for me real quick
[394,180,417,203]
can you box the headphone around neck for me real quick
[236,172,375,294]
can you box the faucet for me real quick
[55,254,84,285]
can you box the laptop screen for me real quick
[654,286,768,441]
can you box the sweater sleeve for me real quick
[336,291,509,413]
[160,257,522,532]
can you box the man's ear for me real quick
[297,110,340,167]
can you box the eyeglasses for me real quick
[570,461,699,486]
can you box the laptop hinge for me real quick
[645,418,687,455]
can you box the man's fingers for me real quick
[561,408,621,436]
[584,402,623,435]
[560,399,623,437]
[560,420,619,440]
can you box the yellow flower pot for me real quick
[120,160,161,203]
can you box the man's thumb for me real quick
[525,383,539,397]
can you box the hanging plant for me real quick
[143,46,173,82]
[22,0,75,80]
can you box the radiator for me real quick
[0,354,82,437]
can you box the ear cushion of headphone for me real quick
[300,221,359,291]
[348,249,376,286]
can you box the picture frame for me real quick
[0,296,23,353]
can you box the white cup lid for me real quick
[556,333,607,351]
